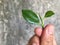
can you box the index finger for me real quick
[34,27,42,37]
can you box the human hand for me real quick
[27,24,57,45]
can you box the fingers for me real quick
[28,24,57,45]
[27,35,40,45]
[41,24,55,45]
[28,27,42,45]
[34,27,42,37]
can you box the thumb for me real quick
[53,36,57,45]
[41,24,56,45]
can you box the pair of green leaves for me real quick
[22,9,54,27]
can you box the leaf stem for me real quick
[39,15,44,28]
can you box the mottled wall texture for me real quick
[0,0,60,45]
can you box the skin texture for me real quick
[27,24,57,45]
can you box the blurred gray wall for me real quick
[0,0,60,45]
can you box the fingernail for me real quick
[45,24,54,36]
[32,43,36,45]
[48,25,54,34]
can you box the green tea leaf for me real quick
[44,11,54,18]
[22,9,39,24]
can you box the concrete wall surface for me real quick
[0,0,60,45]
